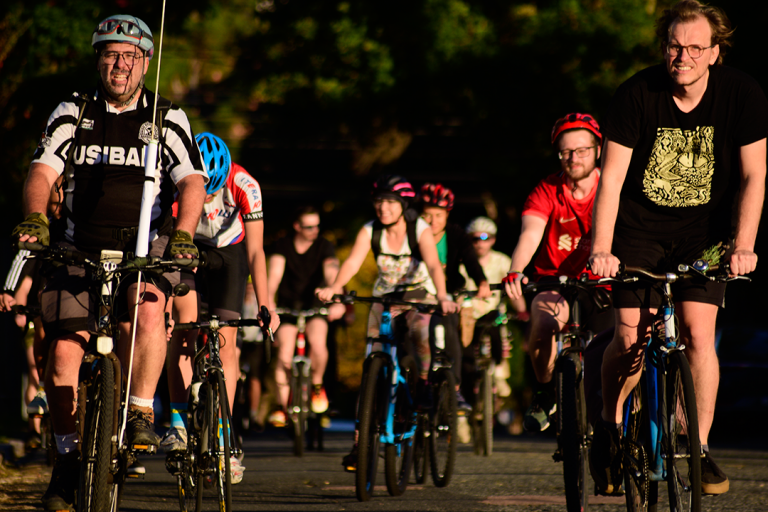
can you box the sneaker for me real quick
[268,409,287,428]
[457,416,471,444]
[28,390,49,416]
[42,451,79,511]
[701,451,729,495]
[126,459,146,478]
[228,455,245,484]
[456,390,472,416]
[589,418,624,496]
[160,426,188,453]
[311,385,329,414]
[342,444,358,472]
[126,406,161,451]
[523,391,556,432]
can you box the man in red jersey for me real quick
[504,113,612,432]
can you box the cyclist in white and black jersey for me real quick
[12,15,206,512]
[163,132,279,484]
[316,175,458,471]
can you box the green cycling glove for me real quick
[12,213,50,246]
[167,229,199,259]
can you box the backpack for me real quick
[370,208,422,263]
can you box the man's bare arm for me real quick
[173,174,206,234]
[730,138,767,275]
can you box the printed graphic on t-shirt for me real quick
[643,126,715,207]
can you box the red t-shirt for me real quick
[522,171,598,279]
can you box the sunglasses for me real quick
[472,233,492,242]
[96,19,153,43]
[300,224,320,230]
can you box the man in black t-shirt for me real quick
[266,206,344,426]
[589,0,767,497]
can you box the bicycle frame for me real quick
[365,304,417,447]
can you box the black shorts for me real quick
[611,231,728,309]
[181,243,248,321]
[276,297,328,325]
[534,276,614,334]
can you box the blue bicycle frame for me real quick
[364,309,417,449]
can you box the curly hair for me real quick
[655,0,734,65]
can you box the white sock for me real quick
[55,433,79,454]
[129,396,154,408]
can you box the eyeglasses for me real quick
[101,51,144,64]
[558,146,596,160]
[666,43,715,59]
[300,224,320,230]
[96,19,153,42]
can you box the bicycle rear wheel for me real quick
[196,374,233,511]
[623,380,657,512]
[664,350,701,512]
[78,356,115,512]
[429,368,458,487]
[558,351,588,512]
[292,362,308,457]
[356,355,385,501]
[41,414,56,466]
[385,355,417,496]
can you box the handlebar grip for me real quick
[259,305,273,364]
[18,241,45,252]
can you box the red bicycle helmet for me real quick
[420,183,454,211]
[371,175,416,206]
[551,113,602,145]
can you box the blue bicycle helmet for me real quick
[196,132,232,195]
[92,15,154,60]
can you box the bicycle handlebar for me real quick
[174,317,263,331]
[274,307,329,318]
[606,263,749,285]
[328,292,440,313]
[19,241,200,271]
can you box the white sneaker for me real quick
[27,390,48,416]
[457,416,471,444]
[160,426,188,452]
[228,455,245,484]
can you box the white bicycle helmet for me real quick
[92,15,154,60]
[466,216,497,237]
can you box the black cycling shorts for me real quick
[181,243,248,321]
[611,231,728,309]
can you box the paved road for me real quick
[4,429,767,511]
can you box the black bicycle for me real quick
[169,309,271,512]
[519,275,611,512]
[20,241,197,512]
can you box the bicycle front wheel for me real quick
[429,368,458,487]
[196,375,233,512]
[385,355,417,496]
[557,351,588,512]
[623,380,657,512]
[413,413,429,484]
[78,356,115,512]
[356,355,385,502]
[664,350,701,512]
[292,361,308,457]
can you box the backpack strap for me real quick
[370,216,421,263]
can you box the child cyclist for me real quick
[163,132,279,483]
[316,175,459,471]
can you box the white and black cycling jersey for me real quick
[32,88,206,252]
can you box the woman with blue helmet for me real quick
[165,132,279,485]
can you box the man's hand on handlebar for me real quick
[588,252,621,278]
[315,286,341,303]
[728,248,758,276]
[502,271,528,300]
[438,296,458,315]
[167,229,199,259]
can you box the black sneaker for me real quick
[342,444,358,473]
[701,451,729,495]
[127,407,161,451]
[42,451,79,511]
[456,389,472,416]
[523,391,556,432]
[589,418,624,496]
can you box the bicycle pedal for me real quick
[131,444,157,454]
[126,460,146,479]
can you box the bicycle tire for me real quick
[78,356,115,512]
[623,381,657,512]
[214,372,234,511]
[292,362,307,457]
[481,364,494,456]
[664,350,701,512]
[429,368,458,487]
[356,355,385,501]
[41,415,56,467]
[385,355,417,496]
[558,351,588,512]
[413,413,429,484]
[195,381,212,512]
